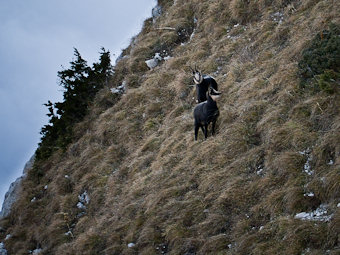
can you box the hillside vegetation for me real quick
[1,0,340,254]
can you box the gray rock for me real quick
[32,248,42,255]
[22,154,35,176]
[152,5,162,22]
[111,81,126,94]
[0,242,7,255]
[0,154,35,219]
[145,53,163,69]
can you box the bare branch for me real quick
[154,27,176,31]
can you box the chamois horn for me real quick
[187,65,195,73]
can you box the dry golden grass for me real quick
[1,0,340,254]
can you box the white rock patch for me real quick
[128,243,136,248]
[111,80,126,94]
[0,242,7,255]
[77,191,90,210]
[299,148,314,176]
[295,204,332,222]
[145,53,163,69]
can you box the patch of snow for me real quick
[337,203,340,208]
[256,166,264,176]
[32,248,42,255]
[302,248,311,255]
[78,191,90,205]
[228,243,232,249]
[77,212,86,218]
[299,148,314,176]
[271,12,284,24]
[44,185,48,190]
[259,226,264,231]
[65,230,73,236]
[5,234,11,240]
[31,197,36,203]
[227,35,240,41]
[111,81,126,94]
[77,191,90,210]
[65,175,70,179]
[327,159,334,165]
[295,204,332,222]
[155,53,162,61]
[128,243,136,248]
[203,209,209,213]
[163,55,172,61]
[77,202,86,210]
[234,24,240,28]
[145,53,163,69]
[189,30,196,42]
[0,242,7,255]
[304,192,315,197]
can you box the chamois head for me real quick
[190,65,203,84]
[208,86,221,101]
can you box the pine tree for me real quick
[90,47,114,88]
[36,48,114,160]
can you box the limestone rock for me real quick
[0,155,35,219]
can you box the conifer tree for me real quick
[90,47,114,88]
[36,48,113,160]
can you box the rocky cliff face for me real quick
[0,155,35,219]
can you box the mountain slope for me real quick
[1,0,340,254]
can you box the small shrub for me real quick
[298,23,340,92]
[92,88,119,114]
[315,69,339,94]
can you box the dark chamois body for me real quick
[193,87,221,140]
[195,75,218,103]
[190,66,218,103]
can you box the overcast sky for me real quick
[0,0,156,208]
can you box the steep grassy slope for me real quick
[1,0,340,254]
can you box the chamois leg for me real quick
[204,124,208,139]
[200,126,205,136]
[194,124,200,141]
[212,120,216,135]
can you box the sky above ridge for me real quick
[0,0,157,208]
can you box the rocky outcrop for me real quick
[0,242,7,255]
[152,5,162,23]
[0,155,35,219]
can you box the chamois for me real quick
[193,86,221,140]
[190,66,218,103]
